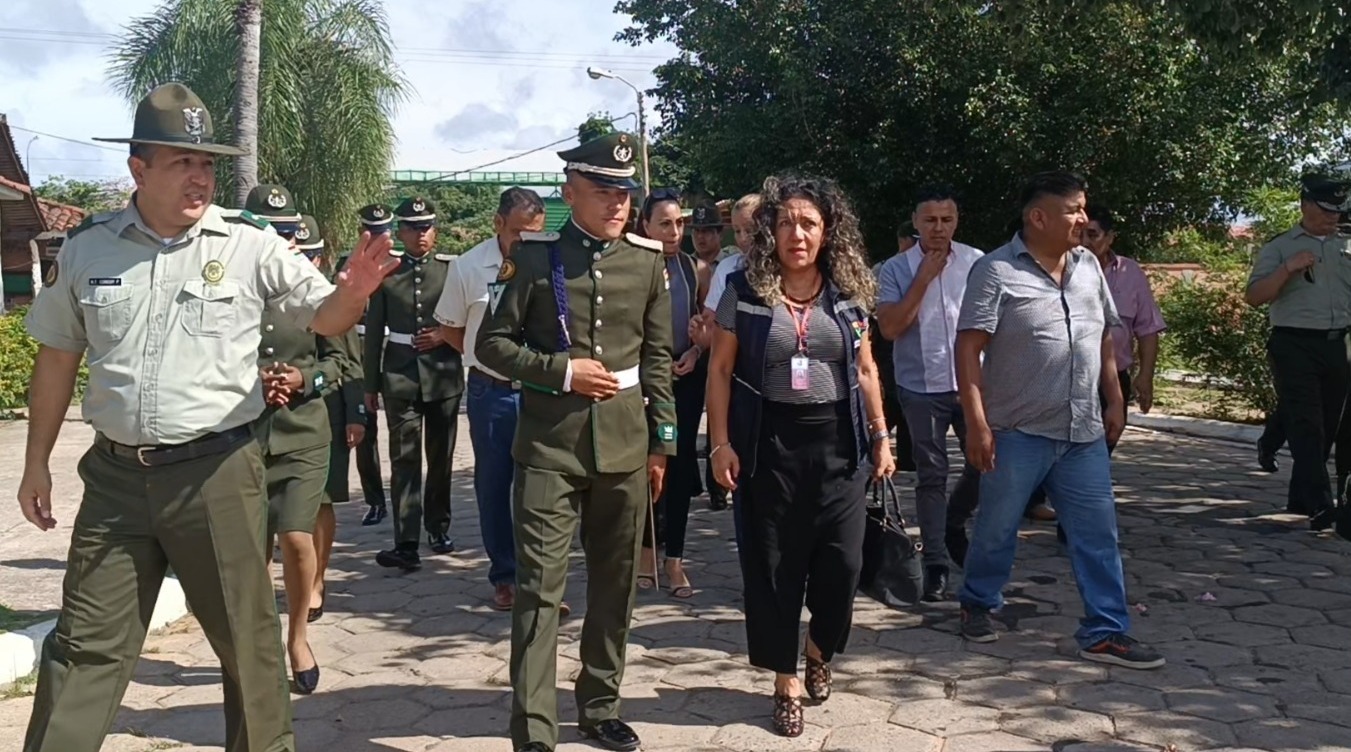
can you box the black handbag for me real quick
[858,476,925,606]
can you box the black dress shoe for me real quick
[361,505,387,526]
[921,566,949,602]
[375,547,421,571]
[428,533,456,555]
[579,719,641,751]
[1311,508,1336,532]
[516,744,552,752]
[1257,441,1278,473]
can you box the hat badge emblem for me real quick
[297,226,310,241]
[412,200,426,213]
[373,207,385,218]
[266,191,287,209]
[613,144,633,162]
[182,107,205,143]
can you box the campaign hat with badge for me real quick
[244,184,303,235]
[295,215,325,260]
[359,203,395,235]
[1301,175,1350,213]
[557,132,639,190]
[394,197,437,231]
[690,202,723,229]
[94,82,248,157]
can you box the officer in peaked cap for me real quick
[294,214,324,261]
[1246,174,1351,534]
[365,196,465,569]
[244,184,303,236]
[342,204,392,525]
[20,81,397,752]
[476,131,677,752]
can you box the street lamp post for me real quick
[24,136,38,174]
[586,66,650,199]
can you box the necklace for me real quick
[782,276,823,305]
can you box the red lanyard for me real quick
[786,300,812,355]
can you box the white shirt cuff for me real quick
[563,359,573,393]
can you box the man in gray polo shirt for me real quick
[954,171,1163,670]
[1245,176,1351,529]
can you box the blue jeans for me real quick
[958,430,1130,648]
[466,372,519,586]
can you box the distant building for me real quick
[0,114,87,309]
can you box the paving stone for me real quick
[836,675,948,703]
[327,697,429,732]
[712,720,831,750]
[938,731,1044,752]
[682,687,767,725]
[820,722,941,752]
[909,651,1010,681]
[1163,687,1280,723]
[1058,681,1166,714]
[1232,718,1351,749]
[1212,664,1325,702]
[889,699,1000,737]
[1252,642,1351,671]
[955,676,1056,708]
[997,706,1114,744]
[1008,658,1107,685]
[1109,661,1214,691]
[1115,710,1237,749]
[875,627,963,655]
[1192,621,1291,647]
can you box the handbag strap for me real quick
[868,476,908,529]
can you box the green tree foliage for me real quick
[108,0,409,248]
[616,0,1349,258]
[0,307,87,410]
[384,183,500,255]
[33,176,132,215]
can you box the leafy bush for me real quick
[1157,270,1274,417]
[0,307,88,411]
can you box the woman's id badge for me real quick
[790,354,810,390]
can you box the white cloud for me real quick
[2,0,678,184]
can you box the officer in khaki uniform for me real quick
[14,83,395,752]
[353,204,393,526]
[366,197,464,569]
[476,132,677,752]
[246,204,357,695]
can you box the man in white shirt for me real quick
[434,188,545,611]
[876,186,984,602]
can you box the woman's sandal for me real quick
[804,654,832,702]
[772,693,804,737]
[636,574,656,590]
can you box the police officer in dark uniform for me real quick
[1245,176,1351,529]
[366,197,464,569]
[477,131,677,752]
[353,204,392,525]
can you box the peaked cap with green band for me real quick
[93,82,247,156]
[244,184,302,223]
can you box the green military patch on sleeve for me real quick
[314,372,325,393]
[658,422,677,442]
[224,209,270,230]
[67,211,114,239]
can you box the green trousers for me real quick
[24,439,293,752]
[510,464,647,749]
[385,395,460,547]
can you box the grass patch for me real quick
[0,604,54,633]
[1154,379,1264,425]
[1,670,37,700]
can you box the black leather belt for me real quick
[1272,326,1349,341]
[469,367,519,390]
[97,425,254,467]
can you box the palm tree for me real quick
[233,0,262,204]
[108,0,408,246]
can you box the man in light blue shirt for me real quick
[876,185,983,602]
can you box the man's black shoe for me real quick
[1311,508,1336,532]
[1257,441,1278,473]
[578,719,641,752]
[428,533,456,555]
[516,744,552,752]
[375,547,421,571]
[921,566,949,602]
[361,505,387,526]
[960,604,998,643]
[709,489,728,511]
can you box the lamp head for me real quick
[586,66,613,80]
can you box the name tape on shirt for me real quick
[88,277,122,286]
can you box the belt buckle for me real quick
[136,446,152,467]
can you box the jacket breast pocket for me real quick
[180,280,240,338]
[79,285,136,341]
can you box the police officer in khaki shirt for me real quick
[477,132,677,752]
[366,197,464,570]
[15,83,395,752]
[1246,176,1351,530]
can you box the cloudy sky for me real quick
[0,0,677,185]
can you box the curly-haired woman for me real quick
[706,174,895,736]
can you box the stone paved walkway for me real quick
[2,419,1350,752]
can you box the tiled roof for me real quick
[37,198,86,233]
[0,174,31,195]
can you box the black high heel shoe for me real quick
[292,644,320,695]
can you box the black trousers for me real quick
[741,400,867,675]
[871,319,916,471]
[644,362,705,559]
[1268,328,1349,515]
[385,395,461,548]
[356,407,387,507]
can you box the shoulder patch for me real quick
[222,208,270,231]
[434,252,454,262]
[66,212,115,240]
[519,231,560,243]
[624,232,664,252]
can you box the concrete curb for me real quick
[0,576,188,687]
[1127,409,1261,446]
